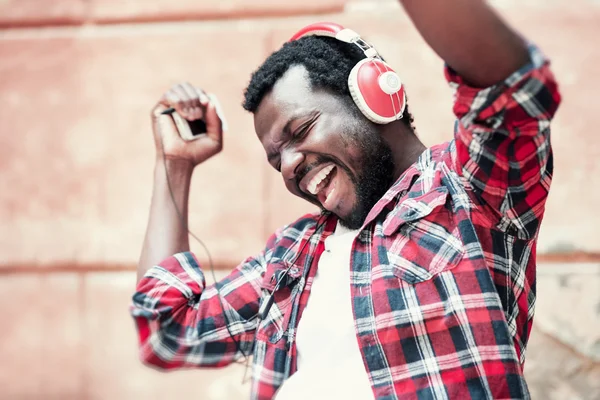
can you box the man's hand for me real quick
[151,82,224,166]
[138,82,225,281]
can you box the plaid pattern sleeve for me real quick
[130,229,284,369]
[446,44,561,239]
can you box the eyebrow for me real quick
[266,110,320,164]
[266,116,296,164]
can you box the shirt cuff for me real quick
[131,252,206,319]
[444,43,549,119]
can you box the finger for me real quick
[159,89,184,114]
[181,82,203,120]
[150,101,180,143]
[190,85,211,121]
[171,84,194,118]
[193,87,210,122]
[181,82,201,108]
[194,87,210,106]
[151,101,170,118]
[158,91,175,108]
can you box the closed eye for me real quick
[291,124,310,141]
[269,112,319,172]
[291,117,317,142]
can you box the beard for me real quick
[317,112,395,230]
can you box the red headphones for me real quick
[290,22,406,124]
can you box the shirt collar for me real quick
[318,142,450,236]
[362,142,448,228]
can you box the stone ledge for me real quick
[0,0,87,28]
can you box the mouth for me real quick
[300,163,339,210]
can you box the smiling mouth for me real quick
[304,165,338,208]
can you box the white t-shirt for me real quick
[275,223,373,399]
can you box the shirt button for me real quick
[290,266,299,275]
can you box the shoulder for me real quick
[264,211,325,258]
[270,211,323,243]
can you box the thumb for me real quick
[150,101,179,144]
[151,101,170,118]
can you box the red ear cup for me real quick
[348,59,406,124]
[290,22,406,124]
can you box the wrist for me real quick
[154,157,195,182]
[156,156,194,173]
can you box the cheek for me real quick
[313,125,362,161]
[283,179,296,194]
[309,113,373,169]
[344,144,366,166]
[336,119,373,161]
[336,134,370,173]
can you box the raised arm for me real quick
[138,82,223,281]
[399,0,529,87]
[133,82,263,368]
[400,0,561,239]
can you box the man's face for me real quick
[254,65,395,229]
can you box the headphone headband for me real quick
[289,22,361,44]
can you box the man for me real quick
[131,1,561,399]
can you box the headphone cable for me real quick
[157,129,249,364]
[157,124,332,379]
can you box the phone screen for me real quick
[187,119,207,136]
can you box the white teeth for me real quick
[307,165,335,195]
[325,187,336,205]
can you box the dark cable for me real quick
[257,210,330,320]
[243,209,330,383]
[158,112,332,376]
[157,126,249,363]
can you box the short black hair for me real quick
[243,36,415,131]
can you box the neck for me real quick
[382,121,427,181]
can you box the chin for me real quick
[334,208,366,230]
[336,217,363,230]
[335,195,380,230]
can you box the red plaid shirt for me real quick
[131,44,560,399]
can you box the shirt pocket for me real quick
[381,186,465,284]
[256,259,302,343]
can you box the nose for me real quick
[280,147,304,182]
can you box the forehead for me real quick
[272,64,312,105]
[253,65,315,139]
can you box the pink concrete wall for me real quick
[0,0,598,399]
